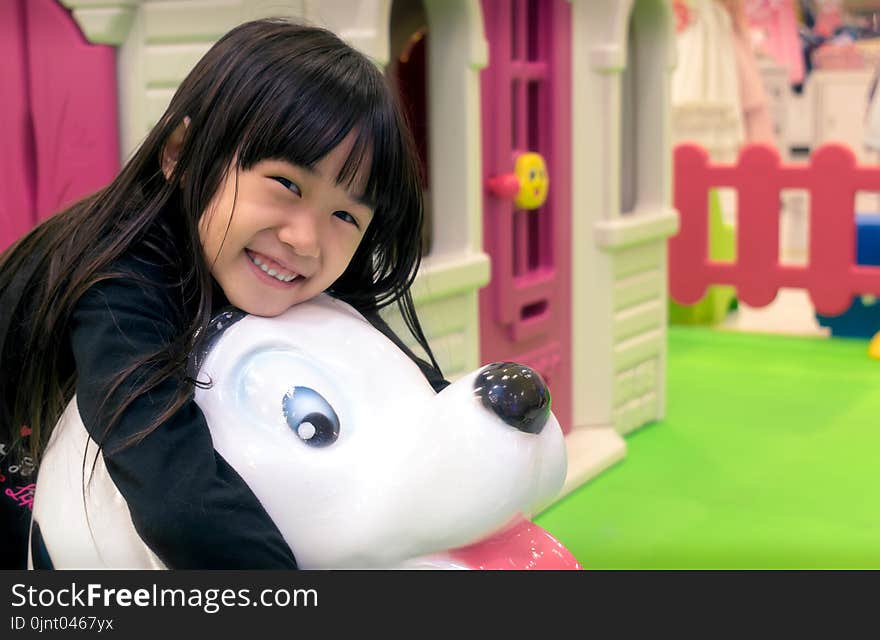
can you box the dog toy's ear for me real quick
[190,307,248,375]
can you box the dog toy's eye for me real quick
[282,387,340,447]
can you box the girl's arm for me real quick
[69,254,298,569]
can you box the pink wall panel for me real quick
[24,0,119,222]
[1,0,119,254]
[0,0,37,253]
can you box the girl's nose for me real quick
[278,212,320,258]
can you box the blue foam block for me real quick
[816,214,880,337]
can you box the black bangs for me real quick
[232,45,404,219]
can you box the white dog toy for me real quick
[30,295,579,569]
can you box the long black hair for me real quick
[0,18,442,463]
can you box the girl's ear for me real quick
[161,116,191,180]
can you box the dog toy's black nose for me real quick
[474,362,551,434]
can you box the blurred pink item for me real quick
[812,41,866,69]
[674,0,694,32]
[733,30,776,143]
[744,0,805,84]
[727,0,776,144]
[814,2,842,38]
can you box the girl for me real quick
[0,18,447,569]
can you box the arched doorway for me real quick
[388,0,432,255]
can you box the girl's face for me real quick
[199,134,374,317]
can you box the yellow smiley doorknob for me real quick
[486,152,549,210]
[514,152,549,209]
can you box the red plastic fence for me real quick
[670,143,880,316]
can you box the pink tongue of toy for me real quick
[447,518,582,570]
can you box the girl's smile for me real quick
[244,249,304,288]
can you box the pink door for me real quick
[479,0,573,432]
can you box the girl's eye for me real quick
[333,211,359,228]
[272,176,301,197]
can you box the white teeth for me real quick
[248,252,297,283]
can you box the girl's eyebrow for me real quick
[294,163,375,211]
